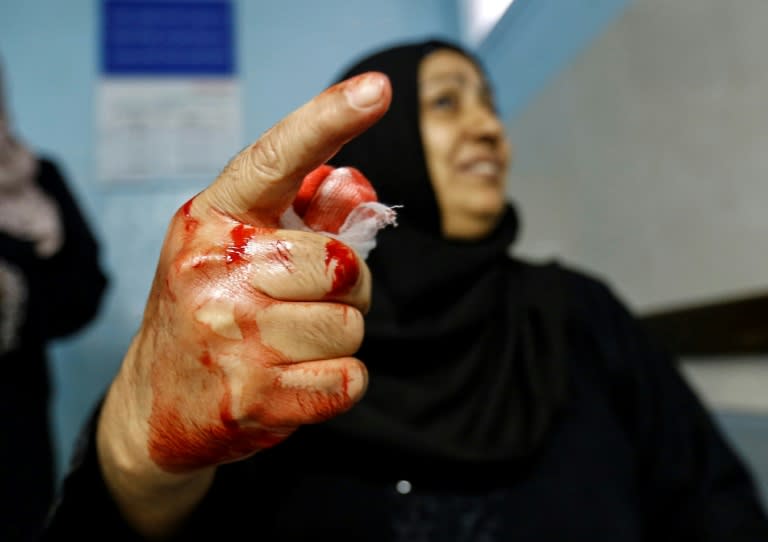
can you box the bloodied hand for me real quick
[94,72,392,535]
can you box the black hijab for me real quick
[323,38,568,465]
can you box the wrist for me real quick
[96,343,215,538]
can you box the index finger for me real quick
[197,72,391,224]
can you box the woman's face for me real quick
[419,49,511,239]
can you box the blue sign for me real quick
[101,0,235,76]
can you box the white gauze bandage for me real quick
[279,166,399,260]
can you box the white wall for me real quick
[508,0,768,314]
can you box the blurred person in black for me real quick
[0,58,108,540]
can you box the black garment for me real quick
[0,158,108,541]
[43,263,768,540]
[327,38,567,463]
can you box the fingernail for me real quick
[345,73,385,110]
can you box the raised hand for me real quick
[95,72,392,536]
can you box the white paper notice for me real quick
[97,78,242,184]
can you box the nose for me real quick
[466,102,504,144]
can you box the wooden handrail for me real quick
[638,291,768,357]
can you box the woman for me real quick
[0,60,108,540]
[43,39,768,540]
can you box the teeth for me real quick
[465,160,499,176]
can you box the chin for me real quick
[470,197,507,220]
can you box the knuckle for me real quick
[312,306,364,353]
[246,137,285,183]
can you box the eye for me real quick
[429,91,459,112]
